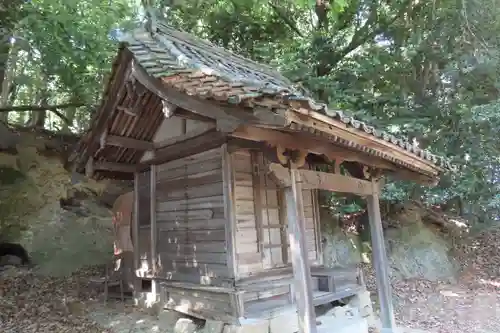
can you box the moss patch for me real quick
[0,165,25,185]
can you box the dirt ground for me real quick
[393,279,500,333]
[1,266,500,333]
[2,226,500,333]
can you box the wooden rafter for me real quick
[94,160,138,173]
[106,134,154,151]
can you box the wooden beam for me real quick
[231,126,436,184]
[232,126,393,169]
[286,108,442,175]
[147,129,227,166]
[94,160,137,173]
[366,180,396,332]
[154,124,216,150]
[285,168,317,333]
[269,163,375,196]
[174,108,215,123]
[106,134,154,151]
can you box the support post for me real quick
[284,168,317,333]
[150,165,158,302]
[133,172,141,291]
[366,180,396,333]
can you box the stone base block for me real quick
[269,310,299,333]
[175,318,198,333]
[202,320,225,333]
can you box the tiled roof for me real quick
[118,19,454,173]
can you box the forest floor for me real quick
[1,228,500,333]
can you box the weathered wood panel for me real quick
[242,285,292,302]
[154,148,229,286]
[157,182,224,201]
[231,149,323,278]
[161,284,235,322]
[138,170,151,226]
[302,186,320,264]
[232,151,264,276]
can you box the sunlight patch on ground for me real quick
[478,278,500,288]
[87,302,173,333]
[439,290,461,297]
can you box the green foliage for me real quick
[2,0,500,226]
[1,0,136,130]
[162,0,500,224]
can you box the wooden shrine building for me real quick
[70,16,453,333]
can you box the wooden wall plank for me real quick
[159,262,230,279]
[156,170,223,192]
[157,158,222,181]
[157,182,224,201]
[157,218,227,231]
[160,229,226,242]
[157,208,220,222]
[157,148,221,172]
[163,286,234,321]
[157,195,224,211]
[159,252,227,265]
[153,147,230,287]
[158,240,226,252]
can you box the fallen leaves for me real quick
[0,265,111,333]
[363,225,500,333]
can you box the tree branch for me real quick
[0,103,89,125]
[268,2,304,37]
[330,0,421,68]
[0,103,87,112]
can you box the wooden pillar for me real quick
[366,180,396,333]
[150,165,158,301]
[221,144,238,279]
[285,168,317,333]
[133,172,141,291]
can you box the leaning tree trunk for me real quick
[0,0,24,123]
[0,45,19,123]
[0,36,11,123]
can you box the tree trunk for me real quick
[0,44,19,123]
[61,94,80,133]
[26,74,49,128]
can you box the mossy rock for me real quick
[0,165,25,185]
